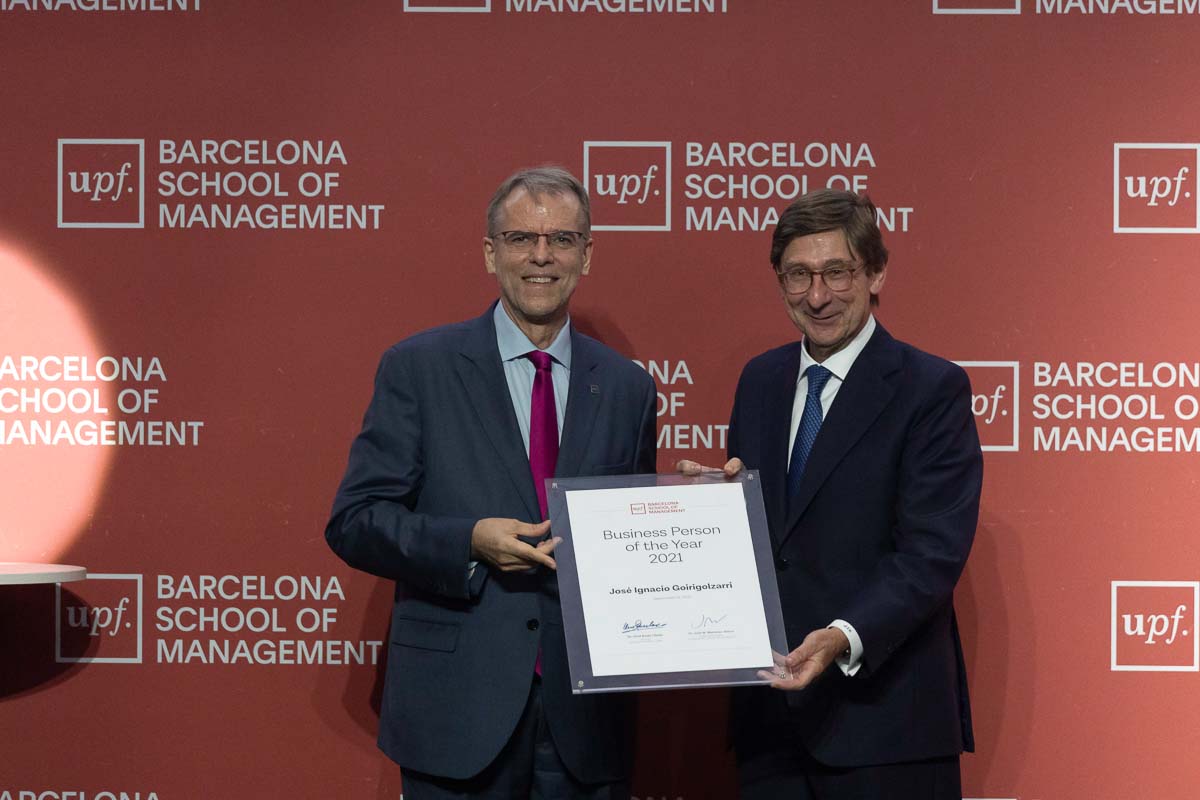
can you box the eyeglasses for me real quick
[776,262,864,293]
[492,230,589,252]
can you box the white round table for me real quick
[0,562,87,585]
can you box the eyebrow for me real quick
[780,258,855,271]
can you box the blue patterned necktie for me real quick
[787,365,833,501]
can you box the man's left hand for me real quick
[758,627,850,690]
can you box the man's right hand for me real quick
[676,457,745,478]
[471,518,559,572]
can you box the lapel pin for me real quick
[590,385,600,394]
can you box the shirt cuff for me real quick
[828,619,863,676]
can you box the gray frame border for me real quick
[57,138,145,229]
[548,470,787,693]
[55,573,144,664]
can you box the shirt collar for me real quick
[493,302,573,368]
[799,315,876,383]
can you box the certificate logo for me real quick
[1114,144,1200,233]
[955,361,1019,452]
[1111,581,1199,672]
[583,141,671,231]
[624,499,684,515]
[932,0,1021,13]
[55,573,144,664]
[57,138,145,228]
[402,0,491,11]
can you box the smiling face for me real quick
[778,228,886,362]
[483,187,592,347]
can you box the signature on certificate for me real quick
[692,613,728,629]
[621,619,667,634]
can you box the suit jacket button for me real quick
[775,556,789,571]
[527,618,540,631]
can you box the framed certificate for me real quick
[547,471,789,693]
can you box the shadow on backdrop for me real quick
[1,586,96,699]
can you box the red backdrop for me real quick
[3,2,1200,798]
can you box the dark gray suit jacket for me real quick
[728,323,982,769]
[326,304,657,781]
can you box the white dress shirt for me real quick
[788,315,877,677]
[468,305,572,577]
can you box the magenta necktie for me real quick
[525,350,558,678]
[525,350,559,520]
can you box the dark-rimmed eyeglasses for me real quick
[491,230,589,252]
[776,262,864,293]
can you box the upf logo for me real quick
[57,138,145,228]
[55,573,144,664]
[954,361,1019,452]
[1111,581,1199,672]
[630,503,647,515]
[583,141,671,231]
[402,0,491,11]
[932,0,1021,13]
[1113,143,1200,233]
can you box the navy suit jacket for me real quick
[326,305,657,781]
[727,323,982,768]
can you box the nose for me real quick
[529,234,554,265]
[805,273,831,307]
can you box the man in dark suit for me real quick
[326,166,657,799]
[683,189,982,798]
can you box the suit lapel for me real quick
[556,330,602,480]
[455,308,540,521]
[762,343,804,552]
[780,325,901,547]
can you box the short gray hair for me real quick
[486,165,591,236]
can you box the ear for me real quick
[868,265,886,297]
[483,235,497,275]
[581,237,593,276]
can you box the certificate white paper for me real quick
[550,473,786,691]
